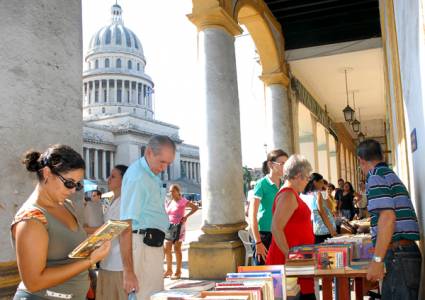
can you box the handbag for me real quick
[165,223,182,242]
[143,228,165,247]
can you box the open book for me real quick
[69,220,128,258]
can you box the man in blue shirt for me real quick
[119,135,176,300]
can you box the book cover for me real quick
[223,278,274,300]
[68,220,128,258]
[167,280,215,292]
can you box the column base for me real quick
[188,239,244,279]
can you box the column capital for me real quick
[259,71,290,87]
[188,6,242,36]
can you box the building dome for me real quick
[87,4,144,59]
[82,4,154,121]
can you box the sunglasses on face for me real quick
[55,172,84,191]
[271,161,285,167]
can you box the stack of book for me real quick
[286,245,315,276]
[315,243,353,269]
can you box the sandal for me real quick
[171,272,181,280]
[163,270,173,278]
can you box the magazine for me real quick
[68,220,129,258]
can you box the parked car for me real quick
[183,193,202,207]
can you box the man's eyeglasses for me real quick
[55,173,84,191]
[271,161,285,167]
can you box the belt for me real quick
[132,229,146,234]
[388,239,416,249]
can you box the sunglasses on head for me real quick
[54,172,84,191]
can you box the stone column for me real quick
[106,79,110,103]
[260,74,293,154]
[91,80,95,103]
[129,81,132,103]
[0,2,83,295]
[188,6,246,279]
[120,80,124,103]
[110,151,114,172]
[99,79,103,103]
[102,150,107,180]
[84,147,90,179]
[94,149,99,180]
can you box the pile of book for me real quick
[286,245,315,276]
[150,265,301,300]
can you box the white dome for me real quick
[87,4,144,59]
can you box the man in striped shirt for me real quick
[357,139,421,300]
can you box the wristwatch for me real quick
[372,255,383,263]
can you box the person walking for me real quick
[266,155,316,300]
[11,145,110,300]
[249,149,288,265]
[96,165,128,300]
[119,135,176,300]
[357,139,421,299]
[163,184,198,279]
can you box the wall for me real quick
[393,0,425,289]
[0,0,83,262]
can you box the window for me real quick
[88,108,91,114]
[103,89,107,102]
[128,60,132,69]
[116,58,121,68]
[102,107,105,113]
[95,60,99,69]
[105,58,110,68]
[118,107,121,113]
[137,63,140,71]
[117,88,122,102]
[95,91,98,103]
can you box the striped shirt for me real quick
[366,162,420,245]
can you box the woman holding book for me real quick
[163,184,198,279]
[249,149,288,265]
[96,164,128,300]
[303,173,337,244]
[266,155,316,300]
[11,145,111,300]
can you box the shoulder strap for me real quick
[11,204,48,228]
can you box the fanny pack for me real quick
[143,228,165,247]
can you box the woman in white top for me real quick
[96,165,128,300]
[303,173,337,244]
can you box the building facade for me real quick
[82,4,200,192]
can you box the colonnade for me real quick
[83,147,114,181]
[83,79,152,109]
[180,160,201,183]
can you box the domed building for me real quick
[82,4,200,193]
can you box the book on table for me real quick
[237,265,285,300]
[201,290,259,300]
[150,290,201,300]
[68,220,128,258]
[221,278,274,300]
[166,280,216,292]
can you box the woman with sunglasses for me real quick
[11,144,111,300]
[249,149,288,265]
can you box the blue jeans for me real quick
[382,243,421,300]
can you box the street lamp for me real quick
[342,69,355,122]
[351,92,360,133]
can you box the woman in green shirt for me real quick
[249,149,288,265]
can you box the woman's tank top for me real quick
[11,200,89,299]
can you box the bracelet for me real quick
[255,241,262,245]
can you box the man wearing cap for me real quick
[357,139,421,299]
[119,135,176,300]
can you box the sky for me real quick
[82,0,268,168]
